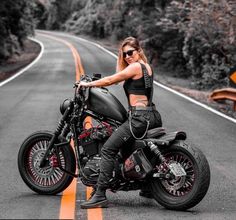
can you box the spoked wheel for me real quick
[151,141,210,210]
[160,152,195,197]
[18,131,76,195]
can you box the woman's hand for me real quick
[75,81,91,94]
[78,81,91,87]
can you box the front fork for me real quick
[39,105,72,168]
[39,105,83,178]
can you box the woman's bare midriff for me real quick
[129,94,148,107]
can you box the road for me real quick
[0,31,235,220]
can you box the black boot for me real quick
[139,183,153,199]
[80,187,108,209]
[139,190,153,199]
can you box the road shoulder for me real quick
[1,34,235,119]
[0,39,40,82]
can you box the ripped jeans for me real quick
[97,109,162,188]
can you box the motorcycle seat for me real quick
[146,127,166,138]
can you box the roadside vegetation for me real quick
[0,0,44,62]
[0,0,235,91]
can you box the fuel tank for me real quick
[87,87,127,123]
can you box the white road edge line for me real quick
[74,34,236,124]
[9,30,236,124]
[64,33,236,125]
[38,30,117,59]
[77,37,117,59]
[0,38,44,88]
[155,81,236,124]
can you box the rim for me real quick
[159,152,195,197]
[26,140,66,187]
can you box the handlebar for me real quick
[73,74,94,101]
[74,75,90,88]
[74,73,102,89]
[73,73,102,100]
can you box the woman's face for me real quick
[122,45,140,65]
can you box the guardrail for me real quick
[210,88,236,111]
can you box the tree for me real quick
[182,0,236,89]
[19,0,236,89]
[0,0,35,61]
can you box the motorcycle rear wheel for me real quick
[151,140,210,210]
[18,131,76,195]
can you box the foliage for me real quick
[42,0,87,30]
[3,0,234,89]
[182,0,236,89]
[61,0,190,76]
[0,0,36,61]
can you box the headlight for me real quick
[60,99,72,115]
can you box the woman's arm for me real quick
[80,62,141,87]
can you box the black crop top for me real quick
[123,63,153,105]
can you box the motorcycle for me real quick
[18,74,210,210]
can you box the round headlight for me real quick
[60,99,72,115]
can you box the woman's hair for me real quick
[116,36,148,72]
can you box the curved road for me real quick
[0,31,235,219]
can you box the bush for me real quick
[0,0,36,62]
[182,0,236,89]
[27,0,236,89]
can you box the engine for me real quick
[78,121,153,187]
[78,122,113,186]
[79,121,113,157]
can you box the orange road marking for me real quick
[59,139,77,220]
[39,33,101,220]
[38,33,82,220]
[38,33,84,77]
[87,187,103,220]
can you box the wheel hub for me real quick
[159,154,195,197]
[26,140,65,187]
[33,150,53,177]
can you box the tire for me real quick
[18,131,76,195]
[151,140,210,210]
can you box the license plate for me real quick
[169,163,186,177]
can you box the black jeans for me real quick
[97,109,162,188]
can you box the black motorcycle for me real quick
[18,74,210,210]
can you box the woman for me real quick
[79,36,162,209]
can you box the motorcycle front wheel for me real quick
[151,140,210,210]
[18,131,76,195]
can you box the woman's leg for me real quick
[97,109,162,188]
[81,110,162,208]
[81,120,132,209]
[97,121,132,188]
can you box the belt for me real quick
[129,105,156,111]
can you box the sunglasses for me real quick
[123,49,136,58]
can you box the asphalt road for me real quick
[0,31,235,220]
